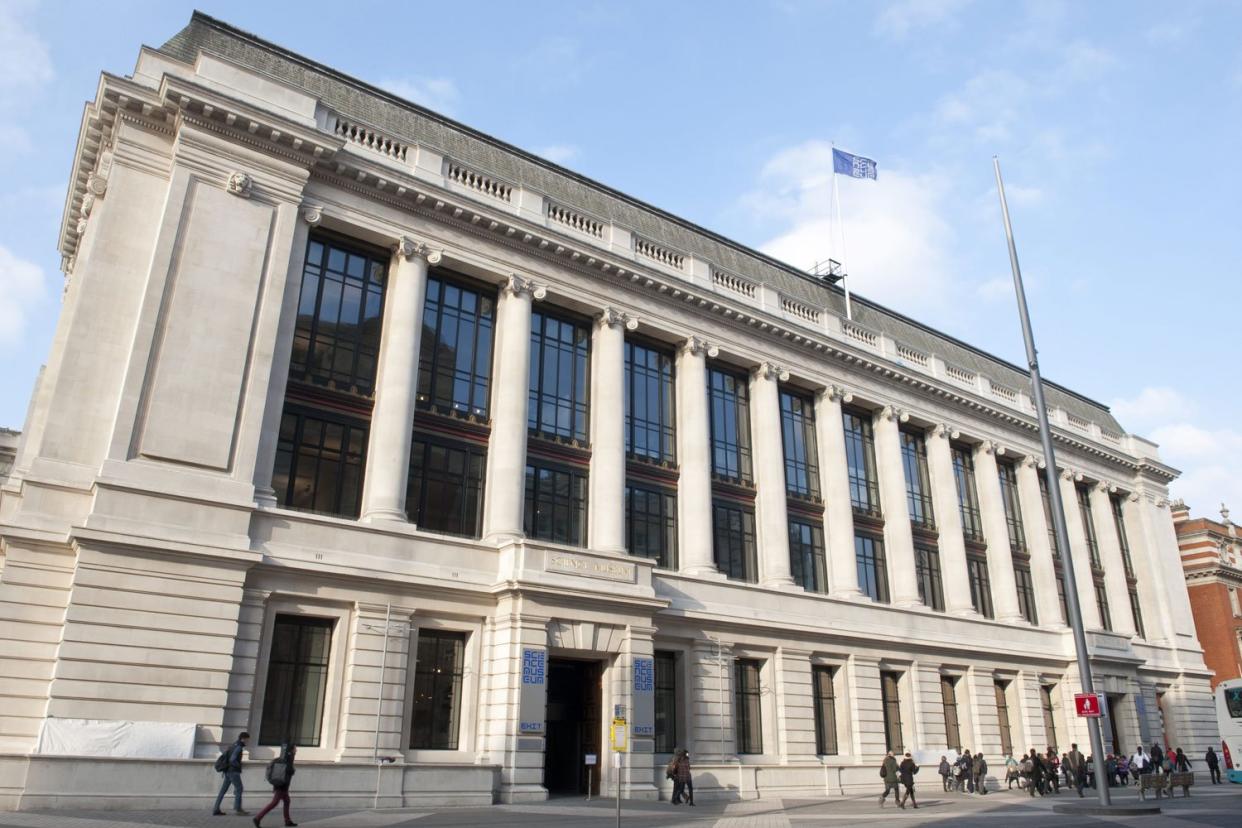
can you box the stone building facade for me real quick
[0,12,1217,811]
[1175,502,1242,689]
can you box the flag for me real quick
[833,148,878,180]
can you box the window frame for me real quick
[406,433,487,538]
[952,444,985,543]
[812,665,839,756]
[994,680,1014,757]
[527,308,592,444]
[1039,473,1064,558]
[524,459,589,546]
[789,517,828,593]
[708,365,754,484]
[624,338,677,464]
[272,405,369,519]
[900,428,935,529]
[967,553,994,618]
[734,658,764,755]
[997,459,1026,553]
[1040,683,1059,750]
[880,670,904,753]
[408,629,467,751]
[780,388,821,500]
[914,543,945,612]
[713,499,758,582]
[941,675,962,752]
[855,532,890,603]
[653,650,679,754]
[404,618,482,761]
[1094,577,1112,631]
[1076,483,1101,568]
[625,481,678,570]
[1014,561,1039,624]
[843,407,881,516]
[416,271,497,419]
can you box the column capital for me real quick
[1091,480,1118,495]
[879,404,909,423]
[1019,454,1045,470]
[932,422,960,440]
[598,306,639,330]
[503,273,547,300]
[752,361,790,382]
[1059,468,1083,482]
[300,203,323,225]
[822,384,853,404]
[394,236,442,264]
[681,335,718,358]
[980,439,1006,456]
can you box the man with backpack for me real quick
[253,743,297,827]
[879,750,903,808]
[212,731,250,816]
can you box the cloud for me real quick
[874,0,973,39]
[378,77,460,116]
[1109,387,1242,516]
[0,243,46,344]
[536,144,580,165]
[1145,18,1198,45]
[0,1,52,154]
[748,140,957,318]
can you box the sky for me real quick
[0,0,1239,517]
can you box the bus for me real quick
[1216,678,1242,783]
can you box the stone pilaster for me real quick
[1089,483,1136,636]
[873,406,919,605]
[481,275,545,543]
[778,648,815,759]
[359,238,439,522]
[926,424,974,615]
[676,338,719,577]
[814,386,861,598]
[974,442,1023,622]
[847,655,885,758]
[1057,470,1102,630]
[1016,456,1065,628]
[588,308,635,553]
[479,605,550,803]
[750,363,794,588]
[691,638,734,759]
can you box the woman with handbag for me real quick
[253,743,297,827]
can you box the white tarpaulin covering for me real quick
[35,718,196,758]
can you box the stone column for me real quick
[692,638,734,759]
[481,275,545,543]
[676,337,719,577]
[974,442,1024,622]
[588,308,636,553]
[873,406,920,606]
[814,386,861,598]
[359,238,439,522]
[750,362,794,588]
[1015,456,1065,627]
[926,424,974,615]
[1089,483,1137,636]
[1057,469,1102,629]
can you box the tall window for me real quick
[406,437,485,537]
[273,411,367,517]
[914,544,945,611]
[625,341,676,463]
[855,533,890,603]
[289,236,387,395]
[260,615,334,747]
[409,630,465,750]
[713,501,757,582]
[708,367,752,483]
[417,276,494,417]
[654,651,678,754]
[1110,495,1135,578]
[941,676,962,752]
[524,462,587,545]
[994,681,1013,757]
[528,310,590,443]
[1076,484,1101,567]
[1094,579,1112,631]
[967,554,994,618]
[901,429,935,528]
[812,666,839,755]
[1055,571,1069,624]
[734,660,763,754]
[1040,684,1059,749]
[789,519,827,593]
[952,445,984,542]
[1129,587,1146,639]
[843,409,881,515]
[1014,563,1038,624]
[881,671,903,753]
[997,460,1026,552]
[275,234,389,518]
[1039,473,1063,558]
[780,390,820,499]
[626,484,677,569]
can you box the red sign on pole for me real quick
[1075,692,1104,717]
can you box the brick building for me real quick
[1175,501,1242,689]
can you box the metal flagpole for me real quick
[993,157,1110,808]
[831,163,854,321]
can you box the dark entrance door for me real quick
[1106,693,1124,754]
[544,658,602,796]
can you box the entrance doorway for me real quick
[1106,693,1125,754]
[544,658,603,796]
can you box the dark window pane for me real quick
[813,665,838,755]
[1076,484,1101,568]
[968,555,994,618]
[789,519,827,593]
[626,484,677,569]
[901,429,935,528]
[998,460,1026,552]
[524,462,587,546]
[654,651,678,754]
[952,445,984,542]
[260,615,334,747]
[410,630,466,749]
[855,534,889,603]
[995,681,1013,757]
[881,671,903,753]
[273,407,367,519]
[528,310,590,443]
[417,275,497,417]
[708,367,752,483]
[1041,684,1058,750]
[941,677,961,752]
[625,341,677,463]
[915,544,945,612]
[713,501,757,582]
[734,660,763,754]
[843,409,881,515]
[780,391,820,498]
[406,437,486,538]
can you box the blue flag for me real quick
[833,148,878,180]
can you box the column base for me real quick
[830,588,866,601]
[893,598,926,610]
[360,508,410,524]
[682,565,726,580]
[483,530,524,546]
[253,487,278,509]
[949,607,980,618]
[762,576,798,589]
[997,612,1027,624]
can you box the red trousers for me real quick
[255,786,291,824]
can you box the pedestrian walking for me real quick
[1066,743,1086,797]
[1045,748,1060,794]
[1206,747,1222,785]
[879,751,903,808]
[1104,754,1116,787]
[898,752,920,809]
[1131,745,1152,778]
[1174,748,1190,773]
[1151,743,1165,774]
[939,755,952,792]
[1026,749,1044,797]
[1116,754,1130,786]
[1004,754,1020,790]
[958,750,974,793]
[1061,753,1071,789]
[670,748,695,806]
[253,743,296,827]
[212,731,250,816]
[974,752,989,795]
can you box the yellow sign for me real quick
[610,717,628,752]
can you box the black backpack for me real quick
[214,749,230,772]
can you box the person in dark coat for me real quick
[213,731,250,816]
[670,748,694,806]
[253,744,296,827]
[880,751,903,808]
[1151,743,1165,774]
[973,752,988,795]
[939,755,952,792]
[1045,747,1060,794]
[1066,743,1086,797]
[959,750,975,793]
[1206,747,1222,784]
[898,752,920,809]
[1026,749,1045,797]
[1174,747,1190,773]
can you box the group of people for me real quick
[211,731,298,826]
[937,751,990,794]
[996,741,1225,797]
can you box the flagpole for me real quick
[993,156,1111,809]
[831,162,854,321]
